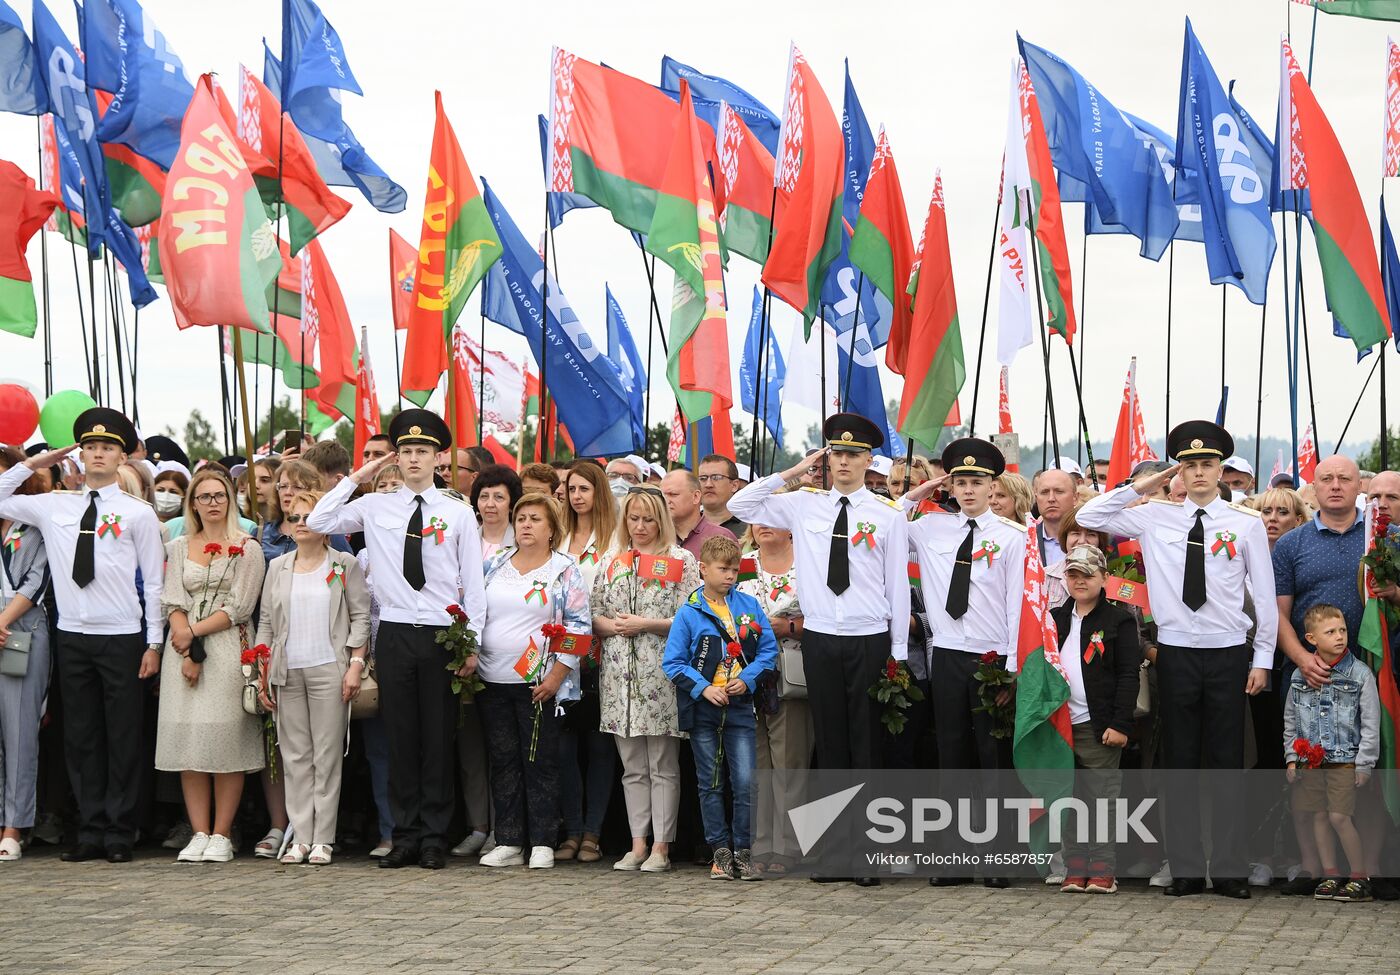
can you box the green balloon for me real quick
[39,390,98,448]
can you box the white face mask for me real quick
[236,492,248,513]
[154,493,183,515]
[608,477,631,499]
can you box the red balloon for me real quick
[0,384,39,444]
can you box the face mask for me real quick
[236,492,248,513]
[609,477,631,499]
[154,493,183,515]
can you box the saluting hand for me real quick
[902,473,950,504]
[1130,463,1179,498]
[779,447,827,484]
[349,451,399,486]
[24,444,76,471]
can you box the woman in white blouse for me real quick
[254,491,371,865]
[476,494,591,870]
[471,465,522,560]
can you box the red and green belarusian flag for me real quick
[389,228,416,331]
[448,325,481,449]
[93,91,165,229]
[244,237,315,388]
[548,48,725,238]
[236,65,351,257]
[353,326,382,462]
[158,74,279,333]
[1359,502,1400,822]
[1281,40,1392,351]
[761,45,844,329]
[891,173,965,446]
[645,81,733,433]
[849,126,915,361]
[717,101,784,264]
[1309,0,1400,20]
[0,160,59,337]
[401,91,501,407]
[302,239,359,423]
[1014,517,1075,848]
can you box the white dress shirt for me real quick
[729,474,910,660]
[1059,609,1090,724]
[905,502,1027,670]
[307,478,487,629]
[1077,486,1278,668]
[0,464,164,643]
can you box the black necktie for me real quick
[827,497,850,595]
[1183,509,1207,612]
[403,495,426,592]
[946,518,977,620]
[72,490,98,588]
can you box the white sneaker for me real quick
[451,830,489,857]
[479,844,524,867]
[1248,862,1274,887]
[1044,850,1066,885]
[528,846,555,869]
[1148,860,1172,888]
[640,851,671,873]
[177,832,210,863]
[201,834,234,863]
[613,850,647,871]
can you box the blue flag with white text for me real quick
[0,1,43,115]
[82,0,194,170]
[605,285,648,452]
[1175,20,1275,304]
[1020,35,1180,260]
[739,286,783,447]
[659,56,779,154]
[479,180,635,457]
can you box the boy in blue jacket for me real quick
[663,535,779,881]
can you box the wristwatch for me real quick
[146,643,162,654]
[349,656,369,671]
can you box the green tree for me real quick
[166,409,221,464]
[1358,426,1400,473]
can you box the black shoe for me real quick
[983,877,1011,889]
[419,846,446,870]
[853,876,881,887]
[60,843,105,863]
[1279,873,1319,896]
[929,876,972,887]
[1165,877,1206,897]
[105,845,133,863]
[811,875,853,884]
[1214,878,1251,900]
[378,846,418,869]
[1370,876,1400,901]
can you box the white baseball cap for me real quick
[870,455,894,477]
[735,462,752,481]
[1050,457,1083,476]
[1223,455,1255,477]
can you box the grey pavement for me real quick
[4,849,1397,975]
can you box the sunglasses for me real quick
[627,487,665,499]
[284,513,309,524]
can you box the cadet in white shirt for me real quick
[0,409,164,863]
[729,413,909,776]
[307,409,486,870]
[1076,420,1275,900]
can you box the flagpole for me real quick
[749,186,780,474]
[231,328,257,474]
[105,256,127,413]
[966,197,1003,439]
[87,255,102,403]
[1163,240,1174,445]
[1380,183,1390,470]
[392,322,402,404]
[478,313,486,444]
[1063,342,1098,489]
[1334,352,1383,451]
[840,271,867,409]
[68,240,93,397]
[1075,232,1088,464]
[448,327,459,474]
[1297,231,1321,459]
[1220,285,1227,411]
[36,117,52,397]
[1253,299,1268,482]
[217,327,233,454]
[538,200,552,462]
[1026,209,1062,469]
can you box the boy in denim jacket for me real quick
[1283,604,1380,902]
[663,536,778,881]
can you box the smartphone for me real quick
[278,429,306,455]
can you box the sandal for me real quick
[556,836,581,861]
[254,828,285,859]
[578,835,602,863]
[280,843,309,865]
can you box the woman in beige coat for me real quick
[255,490,370,865]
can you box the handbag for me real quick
[238,623,268,717]
[1133,660,1152,718]
[350,659,379,720]
[777,637,807,701]
[0,629,31,678]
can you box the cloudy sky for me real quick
[0,0,1393,455]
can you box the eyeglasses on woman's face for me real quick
[194,492,228,506]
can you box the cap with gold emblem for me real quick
[144,434,190,470]
[1167,420,1233,462]
[823,412,884,453]
[389,408,451,449]
[940,437,1005,478]
[74,407,139,454]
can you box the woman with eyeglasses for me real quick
[155,467,267,863]
[555,461,618,864]
[591,487,700,873]
[255,490,370,865]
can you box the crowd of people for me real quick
[0,403,1394,904]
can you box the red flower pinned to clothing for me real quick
[446,604,467,622]
[227,545,244,558]
[726,641,742,659]
[203,542,223,555]
[979,650,1000,665]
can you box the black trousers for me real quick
[804,629,889,770]
[1156,642,1251,879]
[931,649,1013,771]
[478,682,561,849]
[377,622,458,851]
[55,630,146,847]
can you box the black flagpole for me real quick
[1253,299,1268,482]
[68,240,92,396]
[1164,240,1175,445]
[1027,209,1062,469]
[748,186,780,473]
[967,197,1003,439]
[1075,232,1088,463]
[1220,285,1227,413]
[538,200,552,462]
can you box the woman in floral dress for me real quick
[591,487,699,874]
[155,467,266,863]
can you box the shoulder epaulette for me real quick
[440,490,471,506]
[1228,501,1262,518]
[53,489,80,495]
[800,486,829,495]
[997,515,1026,532]
[875,494,901,510]
[119,490,153,508]
[1146,497,1183,506]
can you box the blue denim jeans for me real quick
[356,714,394,841]
[689,700,757,851]
[559,726,615,836]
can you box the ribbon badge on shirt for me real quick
[423,516,448,545]
[3,526,22,553]
[525,579,549,605]
[325,563,346,588]
[769,574,792,600]
[1084,630,1106,664]
[972,540,1000,566]
[579,543,599,566]
[97,513,122,539]
[737,613,761,640]
[851,521,877,549]
[1210,530,1238,560]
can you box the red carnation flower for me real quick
[446,604,466,621]
[254,643,271,662]
[204,542,223,555]
[542,623,566,639]
[979,651,1000,665]
[240,649,257,666]
[726,641,741,658]
[885,659,898,680]
[227,545,244,558]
